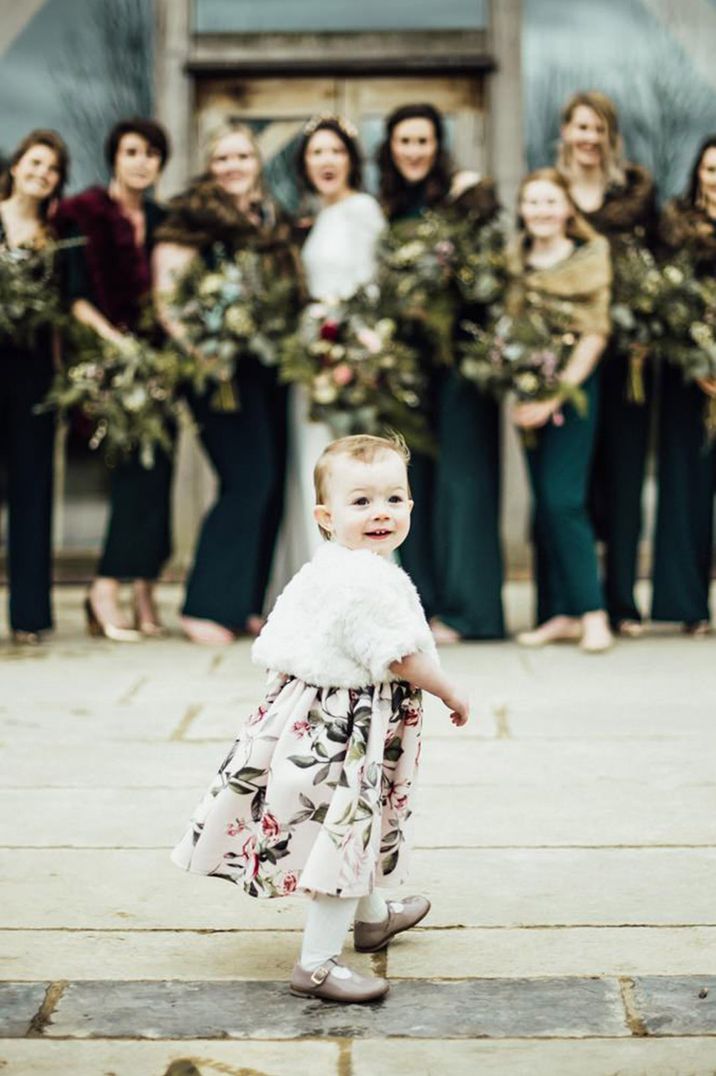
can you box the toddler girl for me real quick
[172,434,469,1002]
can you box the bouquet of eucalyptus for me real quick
[608,237,663,403]
[452,216,507,308]
[460,305,582,406]
[0,238,80,346]
[651,259,716,436]
[280,287,431,450]
[43,326,190,468]
[168,244,300,410]
[375,210,460,363]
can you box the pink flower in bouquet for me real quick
[357,327,382,354]
[435,239,455,266]
[320,319,341,342]
[552,409,565,427]
[261,812,281,838]
[333,362,354,386]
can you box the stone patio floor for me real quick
[1,582,715,1075]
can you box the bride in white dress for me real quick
[271,116,385,589]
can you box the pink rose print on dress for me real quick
[247,703,268,727]
[240,835,260,880]
[261,813,281,838]
[291,719,311,739]
[281,871,299,894]
[226,819,246,837]
[403,706,421,727]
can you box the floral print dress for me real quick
[172,542,436,899]
[171,674,422,898]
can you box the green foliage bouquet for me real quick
[43,327,190,468]
[375,211,460,363]
[452,217,507,307]
[168,244,300,410]
[609,237,663,403]
[280,287,431,450]
[0,239,80,346]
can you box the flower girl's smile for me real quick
[313,452,413,556]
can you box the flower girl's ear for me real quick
[313,503,333,538]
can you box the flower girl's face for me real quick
[210,132,261,201]
[314,452,413,556]
[10,143,61,203]
[304,130,352,203]
[520,180,572,242]
[390,117,438,185]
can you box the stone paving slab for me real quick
[40,977,628,1039]
[353,1038,716,1076]
[0,702,189,744]
[0,1039,341,1076]
[0,982,48,1037]
[5,928,716,984]
[4,778,716,848]
[632,975,716,1035]
[4,847,716,930]
[387,927,716,979]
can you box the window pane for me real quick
[195,0,487,34]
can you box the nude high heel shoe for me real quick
[84,598,142,642]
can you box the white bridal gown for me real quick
[269,192,385,598]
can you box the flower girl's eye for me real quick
[353,496,369,506]
[389,495,404,503]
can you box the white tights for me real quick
[299,891,391,972]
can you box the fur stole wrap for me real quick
[55,186,162,329]
[506,235,612,335]
[449,175,500,225]
[155,178,303,286]
[659,199,716,271]
[582,164,657,244]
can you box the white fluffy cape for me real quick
[252,542,437,688]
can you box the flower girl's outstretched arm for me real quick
[390,652,470,727]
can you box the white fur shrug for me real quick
[252,542,438,688]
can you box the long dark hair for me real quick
[686,134,716,208]
[376,103,452,220]
[296,115,363,194]
[0,129,69,217]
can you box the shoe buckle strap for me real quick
[310,964,332,985]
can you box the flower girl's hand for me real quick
[444,690,470,727]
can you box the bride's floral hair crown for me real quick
[302,113,359,140]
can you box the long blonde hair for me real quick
[557,91,626,187]
[201,120,265,202]
[517,167,598,243]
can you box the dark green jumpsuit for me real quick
[390,181,505,635]
[509,235,612,625]
[651,202,716,626]
[156,185,294,630]
[580,164,658,627]
[0,216,56,631]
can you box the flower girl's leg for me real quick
[355,891,389,924]
[299,894,359,973]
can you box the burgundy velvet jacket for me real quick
[55,186,165,330]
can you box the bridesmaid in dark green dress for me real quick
[376,103,505,642]
[0,130,69,643]
[510,169,613,654]
[154,123,299,645]
[651,136,716,634]
[556,92,658,636]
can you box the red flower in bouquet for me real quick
[320,319,341,341]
